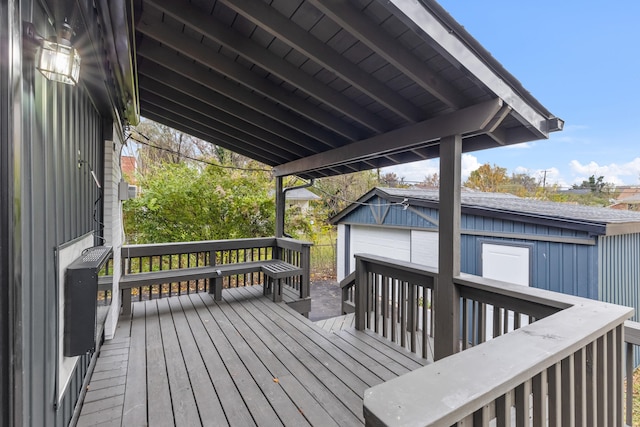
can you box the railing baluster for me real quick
[596,335,606,427]
[515,380,531,427]
[408,283,416,354]
[585,341,596,424]
[472,405,489,426]
[400,280,406,349]
[532,371,547,427]
[626,341,633,426]
[574,347,586,426]
[390,278,396,344]
[422,287,428,359]
[382,275,389,339]
[561,355,575,426]
[495,392,511,427]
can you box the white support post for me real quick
[435,134,462,360]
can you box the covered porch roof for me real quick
[129,0,563,179]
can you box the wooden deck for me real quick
[315,314,434,361]
[77,285,427,426]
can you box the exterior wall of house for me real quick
[1,2,109,425]
[103,127,124,339]
[338,195,599,299]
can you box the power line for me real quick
[128,136,272,173]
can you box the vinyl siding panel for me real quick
[599,233,640,320]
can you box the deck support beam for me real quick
[275,176,285,238]
[435,134,462,361]
[273,98,503,177]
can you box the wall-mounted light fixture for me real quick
[24,21,81,86]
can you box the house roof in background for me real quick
[132,0,562,179]
[286,188,321,201]
[331,187,640,236]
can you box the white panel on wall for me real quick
[481,243,531,339]
[410,230,439,268]
[482,243,530,286]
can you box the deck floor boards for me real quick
[78,285,427,426]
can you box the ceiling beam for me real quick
[218,0,425,124]
[386,0,552,139]
[307,0,467,111]
[145,0,390,134]
[137,67,324,154]
[273,98,503,177]
[138,79,312,158]
[136,42,344,149]
[140,100,292,164]
[136,21,365,141]
[140,108,282,166]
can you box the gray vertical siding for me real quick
[2,2,107,426]
[340,196,599,299]
[599,233,640,320]
[0,1,18,425]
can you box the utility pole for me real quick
[541,170,549,189]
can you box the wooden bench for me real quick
[113,259,307,315]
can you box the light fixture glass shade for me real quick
[37,39,81,85]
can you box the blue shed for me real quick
[331,187,640,320]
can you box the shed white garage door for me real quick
[349,226,410,273]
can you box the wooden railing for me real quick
[352,255,436,358]
[100,237,311,305]
[625,320,640,426]
[340,271,355,314]
[350,254,634,426]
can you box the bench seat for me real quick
[106,259,308,316]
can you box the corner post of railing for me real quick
[120,247,131,315]
[208,248,222,301]
[355,256,367,331]
[300,242,311,299]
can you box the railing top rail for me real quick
[121,237,280,257]
[455,273,579,311]
[625,320,640,346]
[355,253,438,278]
[340,271,356,289]
[276,237,313,250]
[364,301,633,427]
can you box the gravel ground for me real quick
[308,280,341,321]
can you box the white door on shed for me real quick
[349,226,410,274]
[481,243,531,339]
[481,243,530,286]
[410,230,438,268]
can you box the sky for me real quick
[383,0,640,188]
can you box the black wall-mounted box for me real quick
[64,246,112,357]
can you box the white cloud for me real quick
[461,154,481,181]
[569,158,640,186]
[381,159,439,183]
[381,153,482,184]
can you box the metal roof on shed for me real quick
[331,187,640,236]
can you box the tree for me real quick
[123,162,311,243]
[379,172,408,188]
[416,173,439,189]
[314,171,380,218]
[464,163,508,192]
[572,175,613,194]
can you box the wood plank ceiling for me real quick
[133,0,562,179]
